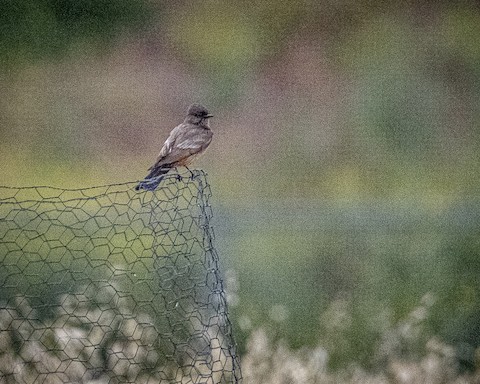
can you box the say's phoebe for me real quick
[135,104,214,191]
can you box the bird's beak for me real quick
[206,114,214,118]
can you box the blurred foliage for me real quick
[0,0,152,66]
[220,201,480,370]
[430,233,480,371]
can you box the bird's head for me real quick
[186,104,213,126]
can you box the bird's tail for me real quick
[135,167,171,191]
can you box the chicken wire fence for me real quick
[0,170,241,384]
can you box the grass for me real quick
[240,295,480,383]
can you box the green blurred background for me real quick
[1,0,480,373]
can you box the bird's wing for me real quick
[157,128,177,158]
[175,131,212,152]
[148,124,212,169]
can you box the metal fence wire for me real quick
[0,170,241,384]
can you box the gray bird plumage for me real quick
[135,104,213,191]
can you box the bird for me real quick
[135,104,214,191]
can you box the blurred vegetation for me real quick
[217,199,480,371]
[1,0,480,378]
[0,0,152,67]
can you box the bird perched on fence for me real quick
[135,104,214,191]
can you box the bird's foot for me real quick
[173,168,183,181]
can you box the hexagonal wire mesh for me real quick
[0,170,241,383]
